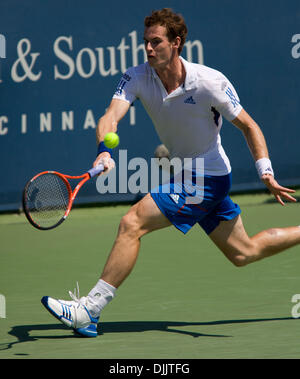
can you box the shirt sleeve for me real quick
[209,75,243,121]
[112,67,138,104]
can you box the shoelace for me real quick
[69,282,99,318]
[68,282,87,307]
[69,281,80,301]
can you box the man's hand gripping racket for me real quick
[22,164,105,230]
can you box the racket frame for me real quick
[23,170,92,230]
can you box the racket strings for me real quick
[24,173,71,228]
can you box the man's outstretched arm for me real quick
[231,109,296,205]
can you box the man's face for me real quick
[144,24,177,69]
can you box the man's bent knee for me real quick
[230,254,252,267]
[209,216,262,268]
[118,208,144,239]
[226,244,261,267]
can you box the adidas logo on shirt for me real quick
[184,96,196,104]
[170,194,179,204]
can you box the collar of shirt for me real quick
[149,56,198,95]
[180,57,198,91]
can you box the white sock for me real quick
[87,279,116,317]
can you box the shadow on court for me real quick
[0,316,295,352]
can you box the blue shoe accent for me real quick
[82,305,99,324]
[76,324,98,337]
[41,296,61,321]
[41,296,99,337]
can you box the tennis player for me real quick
[42,8,299,337]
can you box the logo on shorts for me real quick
[169,194,179,204]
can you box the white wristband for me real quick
[255,158,274,178]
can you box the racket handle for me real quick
[88,164,104,178]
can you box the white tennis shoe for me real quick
[41,283,99,337]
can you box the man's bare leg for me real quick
[209,215,300,266]
[100,193,171,287]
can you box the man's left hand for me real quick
[261,174,297,205]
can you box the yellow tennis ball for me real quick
[104,132,119,149]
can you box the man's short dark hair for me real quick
[144,8,188,55]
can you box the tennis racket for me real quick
[22,164,104,230]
